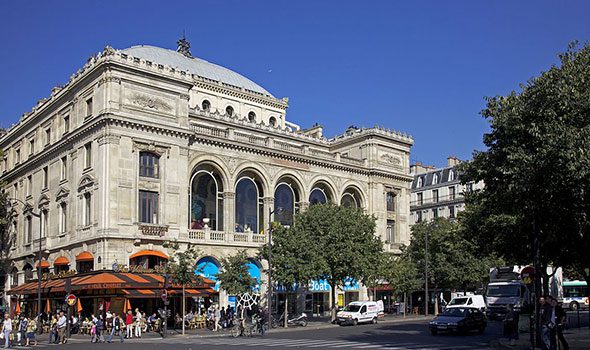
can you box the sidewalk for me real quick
[490,327,590,349]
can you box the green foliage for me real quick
[168,243,203,287]
[460,42,590,286]
[0,170,15,275]
[216,250,256,295]
[387,257,421,297]
[403,217,496,291]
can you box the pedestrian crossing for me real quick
[149,336,491,350]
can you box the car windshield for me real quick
[449,297,468,305]
[441,308,468,317]
[487,285,519,297]
[343,305,361,312]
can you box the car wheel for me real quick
[372,317,377,324]
[300,320,308,327]
[431,329,438,336]
[352,319,358,326]
[570,301,579,311]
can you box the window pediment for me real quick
[78,174,96,193]
[38,194,50,209]
[56,186,70,202]
[132,140,170,158]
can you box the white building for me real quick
[1,38,413,315]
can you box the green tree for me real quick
[460,42,590,293]
[387,257,420,317]
[289,204,382,321]
[258,223,319,327]
[167,243,202,335]
[216,250,256,320]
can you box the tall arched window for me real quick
[139,152,160,178]
[235,177,263,233]
[274,183,296,226]
[448,170,455,181]
[191,169,224,231]
[432,173,439,185]
[309,188,328,205]
[417,177,423,188]
[24,263,33,282]
[341,193,358,208]
[226,106,234,117]
[248,111,256,122]
[202,100,211,111]
[269,116,277,127]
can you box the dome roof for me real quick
[121,45,272,97]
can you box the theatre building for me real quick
[1,38,413,316]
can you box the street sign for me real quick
[65,294,77,307]
[521,266,535,285]
[161,289,168,301]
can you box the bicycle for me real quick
[230,317,245,338]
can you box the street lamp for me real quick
[7,197,43,333]
[267,206,283,332]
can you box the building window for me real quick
[417,211,422,223]
[449,206,456,219]
[64,115,70,133]
[84,142,92,168]
[432,173,438,185]
[24,264,33,282]
[60,203,67,233]
[61,156,67,180]
[29,139,35,156]
[274,183,298,226]
[202,100,211,111]
[225,106,234,117]
[40,209,48,238]
[448,186,456,200]
[417,177,423,188]
[139,152,160,178]
[448,169,455,181]
[86,97,93,117]
[432,189,439,203]
[309,188,328,205]
[432,208,438,218]
[386,220,395,243]
[269,116,277,127]
[248,111,256,122]
[190,169,224,231]
[26,216,33,243]
[417,192,423,205]
[45,128,51,146]
[27,175,32,196]
[83,192,91,226]
[139,190,159,224]
[466,183,473,193]
[386,192,396,212]
[235,177,263,233]
[15,149,20,164]
[43,166,49,189]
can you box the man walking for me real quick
[551,297,569,350]
[107,312,124,343]
[57,311,68,344]
[538,296,553,350]
[125,310,133,339]
[134,308,142,338]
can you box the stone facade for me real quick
[1,43,413,310]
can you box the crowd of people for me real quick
[538,295,569,350]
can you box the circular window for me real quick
[202,100,211,111]
[226,106,234,117]
[248,111,256,122]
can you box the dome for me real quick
[121,45,272,97]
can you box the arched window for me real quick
[309,188,327,205]
[274,183,296,226]
[417,177,423,188]
[341,193,358,208]
[248,111,256,122]
[432,173,439,185]
[235,177,263,233]
[139,152,160,178]
[448,170,455,181]
[226,106,234,117]
[196,256,221,291]
[24,263,33,282]
[10,267,18,287]
[191,169,224,231]
[202,100,211,111]
[269,116,277,127]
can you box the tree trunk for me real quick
[284,295,288,328]
[330,282,337,323]
[434,292,439,316]
[182,284,185,335]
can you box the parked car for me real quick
[429,307,487,335]
[446,295,486,312]
[336,301,384,326]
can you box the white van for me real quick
[336,300,384,326]
[446,295,486,312]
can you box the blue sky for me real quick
[1,0,589,167]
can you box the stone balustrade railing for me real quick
[187,229,267,246]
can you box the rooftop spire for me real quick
[176,31,192,58]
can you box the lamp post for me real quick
[7,197,42,333]
[267,206,283,332]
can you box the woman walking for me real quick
[25,316,37,347]
[2,314,12,349]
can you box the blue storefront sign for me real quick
[308,277,359,292]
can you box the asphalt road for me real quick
[17,318,503,350]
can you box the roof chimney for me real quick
[410,162,428,175]
[447,155,461,167]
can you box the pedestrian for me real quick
[90,321,97,343]
[220,307,226,329]
[502,304,519,346]
[95,316,105,343]
[107,312,124,343]
[125,310,133,339]
[18,314,28,346]
[2,314,12,349]
[551,297,569,350]
[134,308,142,338]
[538,296,553,350]
[213,305,221,332]
[49,314,58,344]
[25,316,37,347]
[56,310,68,344]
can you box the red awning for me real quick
[54,257,69,266]
[36,260,50,268]
[129,250,169,260]
[76,251,94,262]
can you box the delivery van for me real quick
[446,295,486,312]
[336,300,384,326]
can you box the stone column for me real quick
[262,197,274,234]
[223,192,235,232]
